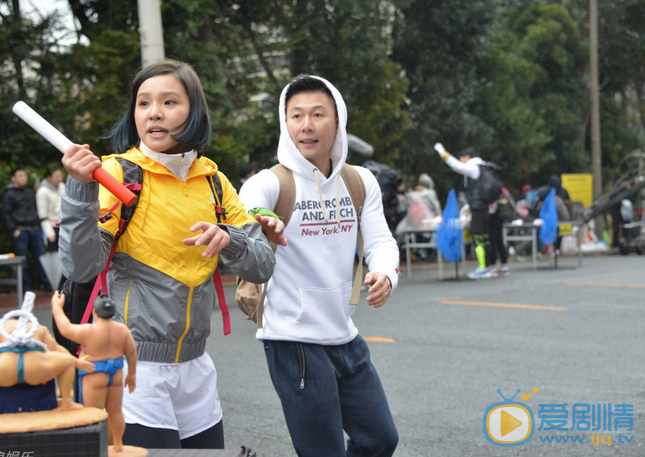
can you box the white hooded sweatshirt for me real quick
[240,76,400,345]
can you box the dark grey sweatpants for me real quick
[263,336,398,457]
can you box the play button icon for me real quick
[501,410,522,436]
[483,390,535,447]
[484,405,532,445]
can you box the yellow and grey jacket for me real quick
[60,148,274,363]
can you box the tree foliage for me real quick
[479,4,589,189]
[1,0,644,207]
[390,0,499,191]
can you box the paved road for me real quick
[31,254,644,456]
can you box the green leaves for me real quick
[1,0,644,201]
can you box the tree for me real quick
[0,0,72,168]
[479,4,590,190]
[276,0,412,164]
[593,0,645,185]
[391,0,500,191]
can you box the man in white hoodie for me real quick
[240,75,399,457]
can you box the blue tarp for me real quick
[539,188,558,246]
[435,189,463,263]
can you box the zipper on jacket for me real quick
[123,279,132,325]
[175,284,195,363]
[175,178,203,361]
[296,343,306,389]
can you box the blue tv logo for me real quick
[483,389,535,446]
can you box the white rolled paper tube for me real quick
[12,101,73,154]
[12,100,138,206]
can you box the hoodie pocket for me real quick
[293,282,353,340]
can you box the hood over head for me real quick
[548,175,562,191]
[418,173,434,189]
[277,75,348,182]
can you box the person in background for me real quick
[417,173,442,216]
[234,164,255,193]
[36,166,66,290]
[394,173,441,260]
[487,187,515,276]
[532,175,571,254]
[436,145,493,279]
[1,168,51,292]
[609,178,634,250]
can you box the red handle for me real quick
[92,166,137,207]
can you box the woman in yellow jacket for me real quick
[59,60,284,450]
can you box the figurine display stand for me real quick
[0,406,109,456]
[0,292,146,456]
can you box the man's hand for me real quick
[364,272,392,308]
[62,144,102,183]
[183,222,231,258]
[255,214,288,247]
[434,142,451,162]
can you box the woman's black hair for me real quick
[94,294,116,319]
[44,166,61,179]
[107,60,211,155]
[284,74,337,118]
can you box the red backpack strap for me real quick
[76,159,142,353]
[212,267,231,335]
[76,238,119,355]
[208,173,231,335]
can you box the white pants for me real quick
[122,352,222,439]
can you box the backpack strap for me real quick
[240,164,294,329]
[77,159,143,353]
[207,173,231,335]
[207,174,228,223]
[115,158,143,235]
[79,163,231,345]
[271,163,366,306]
[340,164,366,305]
[270,164,296,228]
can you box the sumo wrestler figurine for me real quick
[0,291,95,412]
[52,292,137,453]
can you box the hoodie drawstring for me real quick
[335,177,341,226]
[313,169,342,225]
[313,169,329,222]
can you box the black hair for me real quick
[458,147,476,159]
[10,167,25,177]
[107,60,211,155]
[44,166,61,179]
[548,175,562,191]
[94,294,116,319]
[284,74,338,118]
[239,164,255,179]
